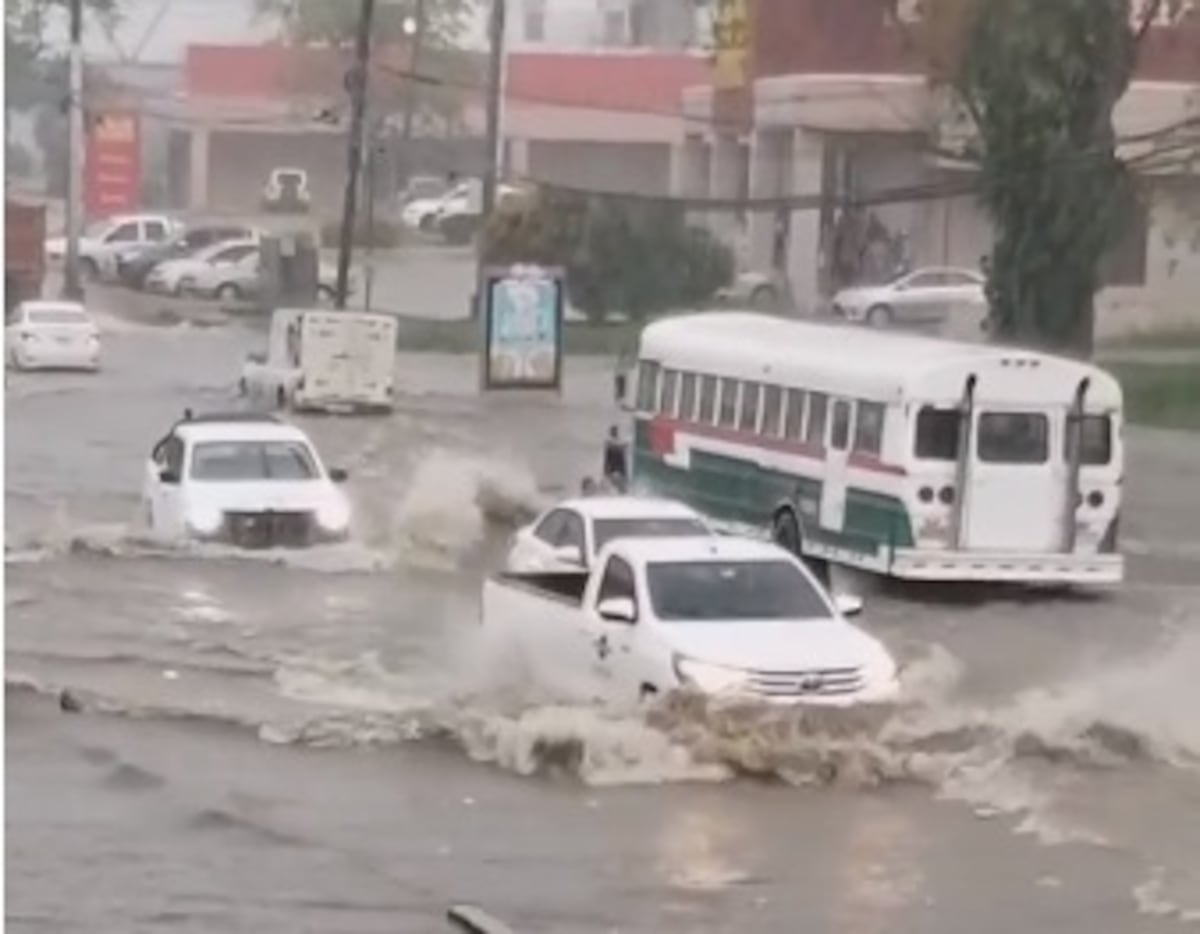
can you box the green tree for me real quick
[897,0,1193,356]
[484,189,734,323]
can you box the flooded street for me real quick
[7,315,1200,932]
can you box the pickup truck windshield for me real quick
[190,441,318,481]
[592,518,708,552]
[646,560,832,621]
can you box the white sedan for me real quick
[5,300,100,371]
[141,412,352,549]
[832,267,986,328]
[144,239,259,296]
[506,496,714,573]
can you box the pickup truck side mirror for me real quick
[834,593,863,617]
[552,544,583,566]
[597,597,636,624]
[158,468,180,485]
[328,467,349,483]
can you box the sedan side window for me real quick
[596,556,638,621]
[558,510,587,553]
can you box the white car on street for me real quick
[141,412,352,549]
[484,536,898,707]
[144,238,260,296]
[5,300,100,371]
[45,213,180,281]
[507,496,714,573]
[832,266,986,328]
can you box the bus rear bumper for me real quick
[888,549,1124,584]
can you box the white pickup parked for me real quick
[484,536,899,707]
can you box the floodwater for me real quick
[6,312,1200,932]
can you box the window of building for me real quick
[761,385,783,438]
[853,401,885,456]
[784,388,805,440]
[806,392,828,446]
[739,381,761,432]
[978,412,1049,464]
[698,374,717,424]
[523,0,546,41]
[678,373,697,421]
[718,378,739,428]
[636,360,660,412]
[660,369,679,417]
[915,407,960,461]
[830,399,852,451]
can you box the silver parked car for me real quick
[832,266,986,328]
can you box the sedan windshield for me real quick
[647,560,832,621]
[592,518,709,553]
[190,441,319,481]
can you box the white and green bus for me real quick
[619,312,1124,585]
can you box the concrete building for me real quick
[675,0,1200,339]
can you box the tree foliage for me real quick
[483,190,735,323]
[897,0,1190,355]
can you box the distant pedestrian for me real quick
[580,476,598,497]
[603,425,628,492]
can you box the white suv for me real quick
[45,213,180,281]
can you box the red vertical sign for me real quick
[85,111,141,219]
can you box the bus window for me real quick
[661,369,679,417]
[699,375,717,424]
[978,412,1049,464]
[853,401,885,456]
[1066,414,1112,466]
[915,407,959,460]
[739,382,761,432]
[806,392,828,447]
[830,399,852,451]
[762,385,783,438]
[637,361,660,411]
[679,373,698,422]
[784,389,805,440]
[718,378,739,428]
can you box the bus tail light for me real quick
[1087,491,1104,509]
[918,486,934,503]
[938,486,955,505]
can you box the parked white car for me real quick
[483,536,898,707]
[832,266,986,328]
[45,213,180,281]
[401,181,470,231]
[507,496,714,573]
[5,300,100,371]
[141,412,352,549]
[144,238,260,296]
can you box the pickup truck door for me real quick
[585,555,641,700]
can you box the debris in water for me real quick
[59,689,83,713]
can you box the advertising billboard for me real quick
[482,264,565,391]
[86,111,141,218]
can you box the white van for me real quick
[239,307,398,413]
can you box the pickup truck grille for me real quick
[745,666,864,698]
[223,510,314,549]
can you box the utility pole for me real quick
[397,0,428,191]
[474,0,506,319]
[334,0,377,310]
[63,0,86,300]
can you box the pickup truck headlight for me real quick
[672,655,750,693]
[185,505,224,538]
[316,497,350,535]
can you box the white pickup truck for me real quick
[483,535,899,707]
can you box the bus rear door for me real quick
[819,398,854,532]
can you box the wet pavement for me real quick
[6,308,1200,932]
